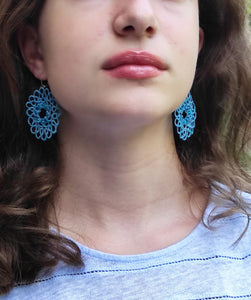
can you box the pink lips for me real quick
[102,51,167,79]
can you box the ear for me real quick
[198,27,204,53]
[17,25,47,80]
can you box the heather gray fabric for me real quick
[3,193,251,299]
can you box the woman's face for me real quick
[27,0,203,128]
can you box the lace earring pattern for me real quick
[174,93,196,141]
[26,85,61,141]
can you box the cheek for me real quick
[40,10,107,65]
[166,24,199,52]
[162,21,200,93]
[41,26,99,77]
[39,27,100,110]
[171,29,200,71]
[160,7,200,56]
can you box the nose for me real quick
[113,0,157,38]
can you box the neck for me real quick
[52,116,207,254]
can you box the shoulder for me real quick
[202,188,251,253]
[242,190,251,202]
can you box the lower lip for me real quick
[104,65,163,79]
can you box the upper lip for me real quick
[102,50,168,70]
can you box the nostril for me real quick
[123,25,134,32]
[146,26,154,34]
[122,25,154,35]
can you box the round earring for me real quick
[174,93,197,141]
[26,84,61,141]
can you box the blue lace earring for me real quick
[174,93,197,141]
[26,83,61,141]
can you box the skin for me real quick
[19,0,205,254]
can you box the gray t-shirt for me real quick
[3,195,251,299]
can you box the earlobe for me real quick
[17,25,47,80]
[198,27,204,53]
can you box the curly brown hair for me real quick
[0,0,250,295]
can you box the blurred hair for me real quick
[0,0,250,295]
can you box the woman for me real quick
[0,0,250,298]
